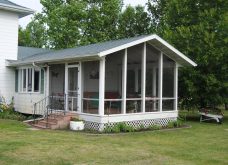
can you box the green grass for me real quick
[0,111,228,165]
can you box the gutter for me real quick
[0,3,34,18]
[7,55,100,67]
[0,3,34,13]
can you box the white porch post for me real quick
[141,42,146,113]
[99,57,105,116]
[174,63,178,111]
[158,52,163,112]
[65,63,68,111]
[122,49,127,114]
[78,62,82,113]
[152,67,157,110]
[81,62,84,112]
[46,66,50,97]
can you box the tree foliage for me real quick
[18,14,47,48]
[19,0,152,48]
[118,5,152,38]
[18,0,227,108]
[148,0,228,108]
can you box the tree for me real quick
[148,0,228,108]
[40,0,87,49]
[81,0,123,45]
[20,1,153,49]
[38,0,123,48]
[118,5,152,38]
[18,14,47,48]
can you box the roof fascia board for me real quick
[98,34,157,57]
[7,55,100,67]
[0,4,34,15]
[154,35,197,67]
[98,34,197,67]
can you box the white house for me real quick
[1,0,197,131]
[0,0,33,103]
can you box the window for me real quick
[34,69,40,92]
[18,68,41,93]
[22,69,26,92]
[28,68,33,92]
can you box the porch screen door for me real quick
[68,67,79,111]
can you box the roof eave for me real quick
[7,54,100,67]
[0,4,34,18]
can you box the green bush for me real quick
[0,111,26,121]
[149,124,161,130]
[167,119,184,128]
[104,122,135,133]
[70,117,84,122]
[0,97,26,121]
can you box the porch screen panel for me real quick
[104,51,123,115]
[145,44,159,112]
[82,61,99,114]
[162,55,175,111]
[126,44,143,113]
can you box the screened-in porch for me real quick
[47,42,178,118]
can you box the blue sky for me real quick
[10,0,148,28]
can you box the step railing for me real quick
[33,94,78,126]
[33,95,66,124]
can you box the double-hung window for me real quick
[18,68,41,93]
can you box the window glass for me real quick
[23,69,26,92]
[27,68,33,92]
[34,69,40,92]
[19,68,41,93]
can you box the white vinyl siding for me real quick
[0,10,18,103]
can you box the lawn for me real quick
[0,111,227,165]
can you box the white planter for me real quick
[70,121,84,131]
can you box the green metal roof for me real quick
[9,34,197,67]
[0,0,34,18]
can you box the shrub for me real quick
[149,124,161,130]
[0,97,26,121]
[70,117,83,122]
[104,122,135,133]
[167,119,184,128]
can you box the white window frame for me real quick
[18,67,41,93]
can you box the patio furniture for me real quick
[199,107,223,124]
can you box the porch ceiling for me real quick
[8,34,197,67]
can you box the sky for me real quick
[10,0,148,28]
